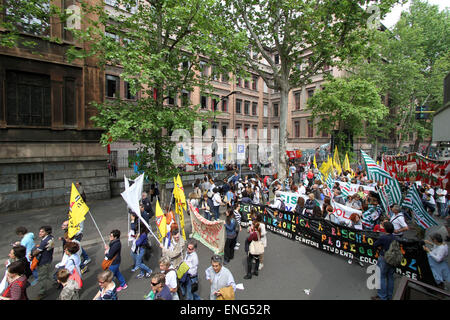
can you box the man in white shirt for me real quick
[436,188,448,218]
[390,205,409,238]
[182,240,200,300]
[212,188,223,220]
[271,191,284,210]
[159,256,179,300]
[298,182,306,195]
[205,255,236,300]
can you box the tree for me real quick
[64,0,248,203]
[352,0,450,154]
[307,77,388,159]
[222,0,400,182]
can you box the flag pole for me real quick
[88,211,107,247]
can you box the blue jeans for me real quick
[131,248,152,276]
[181,275,201,300]
[377,256,395,300]
[212,206,220,220]
[108,263,126,287]
[437,202,448,218]
[204,211,211,221]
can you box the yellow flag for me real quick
[68,183,89,239]
[344,153,351,172]
[313,154,317,169]
[155,200,167,242]
[176,174,186,210]
[333,146,342,175]
[175,174,186,239]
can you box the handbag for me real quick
[30,256,39,271]
[101,254,117,270]
[68,268,83,289]
[177,262,190,281]
[249,233,264,256]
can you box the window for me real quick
[236,99,242,114]
[221,97,228,112]
[244,101,250,115]
[5,71,51,127]
[252,102,257,116]
[244,124,249,138]
[252,75,258,91]
[294,92,301,110]
[201,95,208,109]
[221,73,229,83]
[6,0,50,36]
[263,81,268,93]
[273,103,279,117]
[236,124,242,138]
[212,122,218,137]
[252,125,258,139]
[244,79,250,89]
[295,121,300,138]
[106,75,119,98]
[63,0,78,42]
[263,125,268,139]
[63,77,76,126]
[18,173,44,191]
[307,120,314,137]
[212,97,218,112]
[263,103,268,117]
[307,88,315,100]
[181,91,190,107]
[200,61,208,78]
[124,81,136,100]
[274,54,280,65]
[211,65,219,81]
[236,77,242,87]
[222,124,228,137]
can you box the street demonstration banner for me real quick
[240,202,436,286]
[277,191,361,222]
[336,181,376,196]
[383,153,450,190]
[188,202,225,255]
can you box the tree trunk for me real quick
[277,85,289,183]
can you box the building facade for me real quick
[0,0,110,213]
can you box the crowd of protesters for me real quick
[1,162,448,301]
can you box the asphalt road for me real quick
[0,195,403,300]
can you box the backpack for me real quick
[384,238,403,267]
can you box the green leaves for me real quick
[307,77,388,140]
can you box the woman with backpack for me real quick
[372,221,397,300]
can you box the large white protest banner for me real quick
[277,191,362,222]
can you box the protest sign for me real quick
[188,202,225,254]
[240,202,436,286]
[336,181,375,195]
